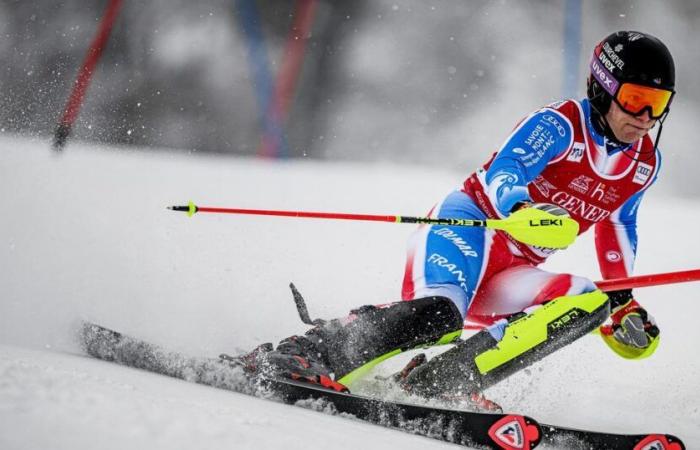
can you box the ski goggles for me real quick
[590,57,674,119]
[614,83,674,119]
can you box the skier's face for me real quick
[605,101,656,143]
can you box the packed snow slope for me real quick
[1,135,699,449]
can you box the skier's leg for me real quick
[239,295,466,389]
[401,189,497,316]
[467,264,598,327]
[245,191,494,388]
[404,267,609,396]
[322,190,495,384]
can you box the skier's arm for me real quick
[594,190,644,279]
[483,109,573,217]
[595,180,660,359]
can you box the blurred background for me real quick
[1,0,699,194]
[2,5,700,444]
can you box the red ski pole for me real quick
[595,268,700,292]
[167,201,580,249]
[169,203,700,292]
[53,0,124,150]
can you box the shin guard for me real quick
[404,290,610,396]
[307,296,465,385]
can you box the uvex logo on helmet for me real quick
[590,57,619,95]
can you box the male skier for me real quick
[238,31,675,409]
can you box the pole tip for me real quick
[167,203,197,217]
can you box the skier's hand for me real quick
[511,202,568,216]
[598,289,660,359]
[604,300,659,349]
[510,202,573,250]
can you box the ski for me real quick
[540,424,685,450]
[79,321,542,450]
[361,377,685,450]
[79,321,685,450]
[367,354,686,450]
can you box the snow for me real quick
[1,135,699,449]
[0,345,443,450]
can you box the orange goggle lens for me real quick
[615,83,674,119]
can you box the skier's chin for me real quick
[615,125,649,143]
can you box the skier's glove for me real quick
[511,201,570,218]
[598,289,660,359]
[510,202,572,250]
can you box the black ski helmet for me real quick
[587,31,675,123]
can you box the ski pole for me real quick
[595,268,700,292]
[167,201,579,249]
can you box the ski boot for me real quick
[289,290,465,386]
[230,285,464,393]
[226,284,464,394]
[391,352,502,413]
[224,335,348,392]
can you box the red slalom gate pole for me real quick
[595,269,700,292]
[53,0,124,150]
[257,0,318,158]
[464,268,700,330]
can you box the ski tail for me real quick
[80,321,255,393]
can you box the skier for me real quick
[238,31,675,408]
